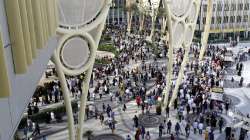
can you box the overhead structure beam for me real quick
[3,0,58,98]
[199,0,213,61]
[163,0,202,108]
[0,30,11,98]
[53,0,111,140]
[162,0,173,109]
[5,0,28,74]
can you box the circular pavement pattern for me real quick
[138,113,164,128]
[104,120,117,126]
[91,134,124,140]
[226,95,241,106]
[224,80,240,88]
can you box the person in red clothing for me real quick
[136,96,141,108]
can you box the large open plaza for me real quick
[0,0,250,140]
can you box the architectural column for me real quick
[199,0,213,61]
[19,0,33,65]
[148,15,157,41]
[163,0,173,108]
[139,14,145,31]
[54,0,59,33]
[0,30,11,97]
[163,0,201,108]
[161,17,167,34]
[117,0,120,24]
[77,8,109,140]
[112,6,115,23]
[40,0,48,44]
[169,44,190,107]
[5,0,27,73]
[52,52,76,140]
[31,0,45,49]
[26,0,37,58]
[127,11,133,33]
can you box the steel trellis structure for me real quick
[162,0,202,108]
[53,0,111,140]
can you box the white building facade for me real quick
[107,0,250,41]
[198,0,250,41]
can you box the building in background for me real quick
[198,0,250,41]
[107,0,250,41]
[106,0,127,25]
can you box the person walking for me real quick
[133,115,139,128]
[141,125,146,139]
[99,113,104,125]
[111,120,116,133]
[167,120,172,134]
[145,131,151,140]
[163,119,167,134]
[209,130,214,140]
[102,103,106,113]
[170,134,175,140]
[198,122,203,135]
[193,120,198,134]
[32,122,40,136]
[204,130,209,140]
[230,134,236,140]
[123,103,127,112]
[126,135,132,140]
[175,122,181,136]
[106,104,112,117]
[159,123,164,138]
[165,106,169,118]
[85,105,89,119]
[219,118,224,133]
[135,128,141,140]
[185,123,190,138]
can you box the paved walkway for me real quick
[17,57,166,139]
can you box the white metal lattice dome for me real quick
[58,0,105,26]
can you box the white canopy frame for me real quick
[199,0,213,61]
[52,0,111,140]
[162,0,202,108]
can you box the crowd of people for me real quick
[21,20,250,140]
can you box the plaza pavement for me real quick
[20,44,250,140]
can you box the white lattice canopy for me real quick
[150,0,160,9]
[168,0,199,48]
[138,0,151,13]
[58,0,105,26]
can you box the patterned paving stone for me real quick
[138,113,164,128]
[91,134,124,140]
[224,80,240,88]
[104,120,118,126]
[225,68,237,75]
[226,95,241,106]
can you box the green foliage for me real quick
[157,7,167,17]
[101,35,112,42]
[95,59,111,65]
[125,3,138,12]
[98,43,119,57]
[147,42,160,56]
[193,36,201,43]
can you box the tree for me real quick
[125,0,137,33]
